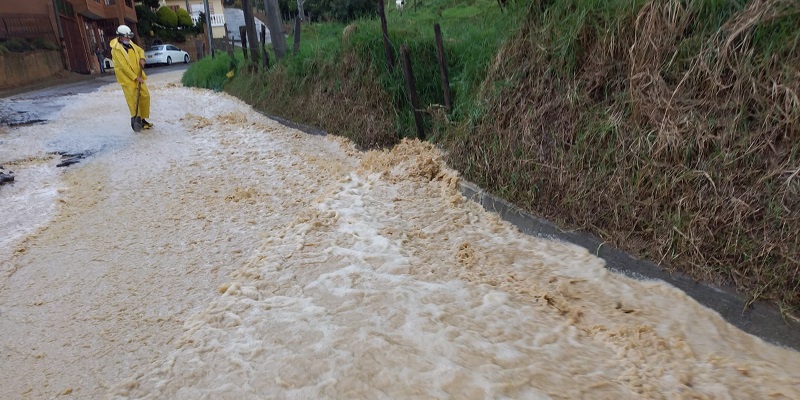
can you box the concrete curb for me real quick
[266,114,327,136]
[460,181,800,351]
[261,111,800,352]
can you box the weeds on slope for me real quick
[445,0,800,314]
[216,0,522,146]
[182,51,241,91]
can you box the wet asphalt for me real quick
[0,63,190,127]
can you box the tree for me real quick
[142,0,160,9]
[196,12,206,32]
[135,4,158,37]
[176,8,193,28]
[302,0,376,22]
[296,0,305,21]
[156,6,178,28]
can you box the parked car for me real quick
[144,44,190,66]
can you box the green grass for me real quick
[182,50,242,91]
[185,0,522,139]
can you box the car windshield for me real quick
[147,46,163,51]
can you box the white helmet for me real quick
[116,25,133,38]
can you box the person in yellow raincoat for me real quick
[110,25,153,129]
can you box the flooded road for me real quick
[1,71,799,399]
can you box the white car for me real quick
[145,44,190,66]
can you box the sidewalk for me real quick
[0,70,107,99]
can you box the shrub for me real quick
[156,6,178,28]
[31,38,59,50]
[3,38,32,52]
[177,8,193,28]
[182,51,238,91]
[136,4,158,37]
[0,44,9,55]
[304,0,379,23]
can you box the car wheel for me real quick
[166,56,172,66]
[184,54,189,64]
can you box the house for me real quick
[69,0,140,73]
[0,0,138,74]
[160,0,226,39]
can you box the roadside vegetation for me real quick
[184,0,800,315]
[0,37,59,53]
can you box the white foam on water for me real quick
[0,163,61,257]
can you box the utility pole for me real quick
[242,0,260,65]
[203,0,214,57]
[264,0,287,59]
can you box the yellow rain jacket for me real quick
[110,37,150,119]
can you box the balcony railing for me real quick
[191,13,225,27]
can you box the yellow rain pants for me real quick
[110,38,150,119]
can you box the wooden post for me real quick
[243,0,260,66]
[400,45,424,140]
[434,23,452,112]
[203,0,214,57]
[195,39,204,60]
[239,26,248,61]
[224,23,234,58]
[378,0,394,71]
[293,16,301,53]
[260,24,270,69]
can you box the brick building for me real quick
[0,0,139,74]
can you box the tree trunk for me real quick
[242,0,260,65]
[293,16,301,53]
[296,0,305,21]
[264,0,287,60]
[378,0,394,71]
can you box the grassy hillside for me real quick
[446,0,800,314]
[184,0,800,314]
[185,0,521,146]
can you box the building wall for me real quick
[162,0,227,38]
[162,0,225,15]
[0,1,49,14]
[212,25,224,38]
[0,50,63,89]
[0,0,60,46]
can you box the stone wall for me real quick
[0,50,63,89]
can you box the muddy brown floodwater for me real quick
[0,72,798,399]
